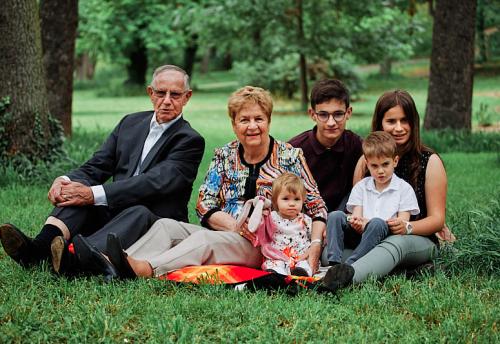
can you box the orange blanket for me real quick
[159,264,319,285]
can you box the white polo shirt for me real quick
[346,174,420,220]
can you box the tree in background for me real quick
[77,0,199,86]
[425,0,477,130]
[0,0,63,166]
[352,4,424,76]
[41,0,79,137]
[195,0,428,107]
[476,0,500,63]
[198,0,360,108]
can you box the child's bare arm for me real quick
[397,210,411,221]
[351,205,363,219]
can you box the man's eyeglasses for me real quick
[314,110,347,123]
[151,88,186,100]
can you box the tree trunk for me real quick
[183,34,198,80]
[299,53,308,107]
[424,0,476,130]
[200,47,214,74]
[0,0,62,162]
[477,0,487,63]
[75,53,97,80]
[296,0,308,109]
[379,58,392,76]
[41,0,78,137]
[125,39,148,86]
[222,52,233,70]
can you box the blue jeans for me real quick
[327,211,389,265]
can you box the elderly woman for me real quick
[102,86,328,278]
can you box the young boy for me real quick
[326,131,420,266]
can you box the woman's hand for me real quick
[386,217,407,235]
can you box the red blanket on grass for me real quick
[159,264,319,285]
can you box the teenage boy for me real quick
[289,79,362,213]
[326,131,420,267]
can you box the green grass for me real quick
[1,68,499,342]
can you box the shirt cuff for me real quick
[91,185,108,206]
[60,175,70,181]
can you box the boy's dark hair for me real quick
[362,131,398,159]
[310,79,350,110]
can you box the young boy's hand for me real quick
[349,216,365,234]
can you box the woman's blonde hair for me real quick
[227,86,273,122]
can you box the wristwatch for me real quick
[404,221,413,235]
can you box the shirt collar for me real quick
[366,173,402,194]
[151,113,182,132]
[308,126,346,155]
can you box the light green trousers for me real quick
[351,234,438,283]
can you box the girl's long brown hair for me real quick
[371,90,433,187]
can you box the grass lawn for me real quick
[0,67,499,342]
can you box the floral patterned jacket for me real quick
[196,137,327,228]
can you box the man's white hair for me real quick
[151,65,190,90]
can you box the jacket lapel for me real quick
[139,117,186,173]
[126,112,153,177]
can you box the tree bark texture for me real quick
[0,0,60,160]
[41,0,78,137]
[424,0,476,130]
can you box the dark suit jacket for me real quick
[67,111,205,222]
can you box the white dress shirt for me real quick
[346,174,420,220]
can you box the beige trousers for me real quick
[126,218,263,277]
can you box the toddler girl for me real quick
[262,173,314,276]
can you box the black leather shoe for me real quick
[107,233,136,279]
[321,263,355,293]
[72,234,119,282]
[0,223,42,267]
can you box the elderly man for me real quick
[0,65,205,277]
